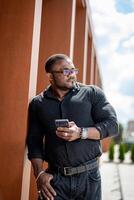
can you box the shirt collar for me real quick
[43,82,80,99]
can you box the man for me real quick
[27,54,118,200]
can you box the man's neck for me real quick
[52,86,69,101]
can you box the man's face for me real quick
[50,59,78,91]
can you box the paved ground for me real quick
[100,162,122,200]
[100,151,134,200]
[119,164,134,200]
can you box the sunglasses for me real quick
[51,68,79,76]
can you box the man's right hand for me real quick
[37,172,57,200]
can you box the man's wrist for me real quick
[80,128,89,139]
[36,170,46,182]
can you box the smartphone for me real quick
[55,119,69,128]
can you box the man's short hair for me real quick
[45,54,71,73]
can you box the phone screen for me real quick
[55,119,69,127]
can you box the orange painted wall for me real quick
[0,1,106,199]
[0,0,35,199]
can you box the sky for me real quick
[89,0,134,127]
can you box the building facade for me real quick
[0,0,107,199]
[124,120,134,143]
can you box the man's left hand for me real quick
[56,121,81,141]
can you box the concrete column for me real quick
[97,65,102,87]
[93,56,97,85]
[21,1,43,200]
[86,36,92,84]
[73,3,86,82]
[82,14,88,84]
[89,44,95,84]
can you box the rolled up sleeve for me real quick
[91,86,118,139]
[27,99,44,160]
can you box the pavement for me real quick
[100,148,134,200]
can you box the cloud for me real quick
[121,35,134,51]
[106,89,134,125]
[89,0,134,125]
[89,0,116,15]
[119,76,134,96]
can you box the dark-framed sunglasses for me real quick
[51,68,79,76]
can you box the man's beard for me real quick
[56,79,76,91]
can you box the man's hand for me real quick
[56,121,81,141]
[37,172,56,200]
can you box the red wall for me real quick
[0,0,35,199]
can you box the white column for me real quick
[90,44,95,84]
[70,0,76,60]
[21,0,43,199]
[82,13,88,84]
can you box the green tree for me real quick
[131,143,134,163]
[108,141,115,161]
[119,143,125,162]
[113,122,123,144]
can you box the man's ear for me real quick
[47,73,53,81]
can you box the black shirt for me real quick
[27,83,118,167]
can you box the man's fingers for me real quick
[46,175,57,196]
[44,188,54,200]
[42,185,55,200]
[48,174,54,182]
[56,131,73,140]
[41,178,57,196]
[38,173,56,200]
[69,121,75,127]
[47,183,57,196]
[41,189,51,200]
[56,131,72,136]
[57,127,69,132]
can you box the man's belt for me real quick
[49,158,98,176]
